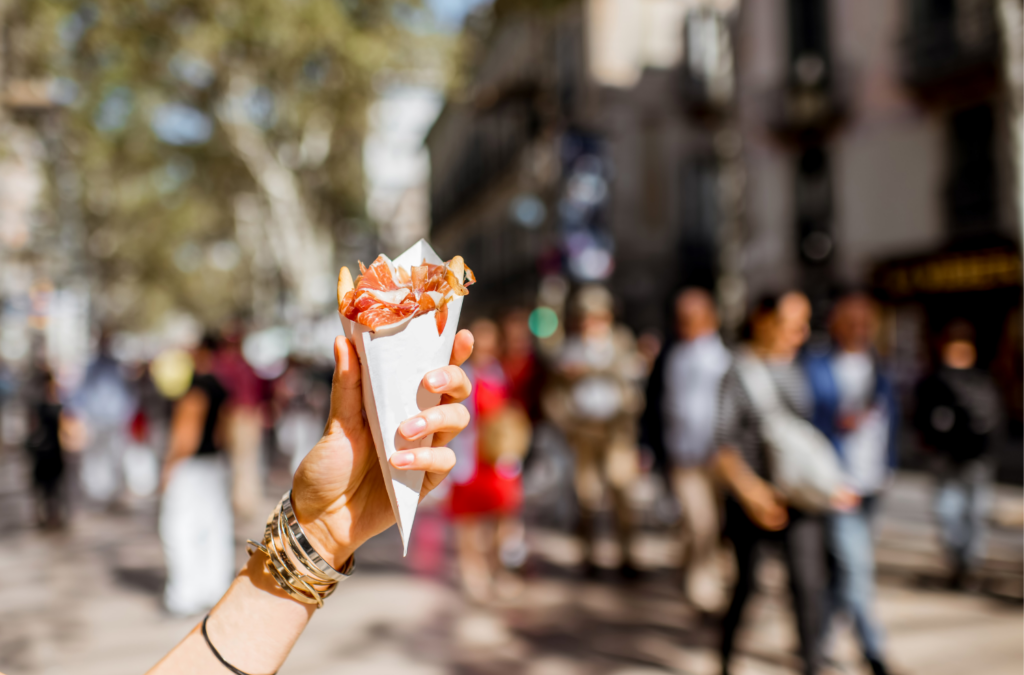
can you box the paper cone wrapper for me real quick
[341,239,463,555]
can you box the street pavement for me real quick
[0,445,1021,675]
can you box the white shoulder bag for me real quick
[734,352,842,513]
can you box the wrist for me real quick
[291,501,358,571]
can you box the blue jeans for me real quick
[826,496,885,662]
[934,458,993,570]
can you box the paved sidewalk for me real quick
[0,446,1020,675]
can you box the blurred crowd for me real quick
[4,282,1010,675]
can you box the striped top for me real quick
[714,355,812,480]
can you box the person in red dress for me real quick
[448,318,529,601]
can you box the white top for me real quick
[831,350,888,495]
[662,333,731,467]
[831,351,875,413]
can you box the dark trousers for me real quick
[720,498,827,675]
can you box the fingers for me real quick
[397,403,469,443]
[337,266,354,313]
[422,365,472,404]
[325,336,364,433]
[449,329,474,367]
[390,446,456,475]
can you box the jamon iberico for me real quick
[339,255,475,335]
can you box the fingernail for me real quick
[392,451,415,468]
[400,417,427,438]
[425,370,450,389]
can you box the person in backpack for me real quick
[713,292,856,675]
[805,292,899,675]
[914,320,1002,589]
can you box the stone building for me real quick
[427,0,1022,435]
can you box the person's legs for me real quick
[570,432,603,569]
[160,455,235,615]
[962,459,994,570]
[934,468,970,571]
[228,406,264,520]
[198,455,236,607]
[455,516,491,601]
[605,428,639,573]
[674,467,724,611]
[160,458,207,615]
[720,499,760,675]
[783,511,828,675]
[829,500,886,664]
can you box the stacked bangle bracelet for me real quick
[246,491,354,607]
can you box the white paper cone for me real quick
[341,239,464,555]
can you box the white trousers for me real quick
[159,454,235,616]
[80,427,127,503]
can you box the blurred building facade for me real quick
[427,0,1022,470]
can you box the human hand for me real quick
[830,486,861,512]
[291,329,474,568]
[741,482,789,531]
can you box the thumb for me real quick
[326,336,365,433]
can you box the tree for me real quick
[10,0,426,330]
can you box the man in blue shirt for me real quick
[805,292,898,675]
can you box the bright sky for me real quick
[426,0,494,31]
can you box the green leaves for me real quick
[13,0,421,329]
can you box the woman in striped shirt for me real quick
[712,292,829,675]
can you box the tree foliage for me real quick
[11,0,425,330]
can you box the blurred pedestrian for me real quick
[713,292,842,675]
[448,318,530,601]
[914,320,1002,589]
[500,308,545,423]
[642,288,730,612]
[69,331,137,505]
[274,359,329,476]
[159,335,234,617]
[24,368,67,528]
[545,285,646,577]
[215,328,266,519]
[806,292,899,675]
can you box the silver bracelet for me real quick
[280,491,355,582]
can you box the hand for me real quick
[741,482,789,532]
[837,412,862,432]
[290,329,474,568]
[830,486,861,512]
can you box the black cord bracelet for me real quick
[202,614,276,675]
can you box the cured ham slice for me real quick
[340,254,475,335]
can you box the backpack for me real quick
[734,352,842,513]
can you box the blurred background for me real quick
[0,0,1022,674]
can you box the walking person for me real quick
[642,288,731,612]
[215,328,266,520]
[805,292,899,675]
[713,292,854,675]
[159,336,235,617]
[70,331,137,505]
[448,318,529,601]
[914,320,1002,589]
[545,285,646,577]
[25,369,68,529]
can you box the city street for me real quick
[0,446,1021,675]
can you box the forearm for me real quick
[713,446,770,499]
[148,553,315,675]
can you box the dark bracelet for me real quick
[202,614,276,675]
